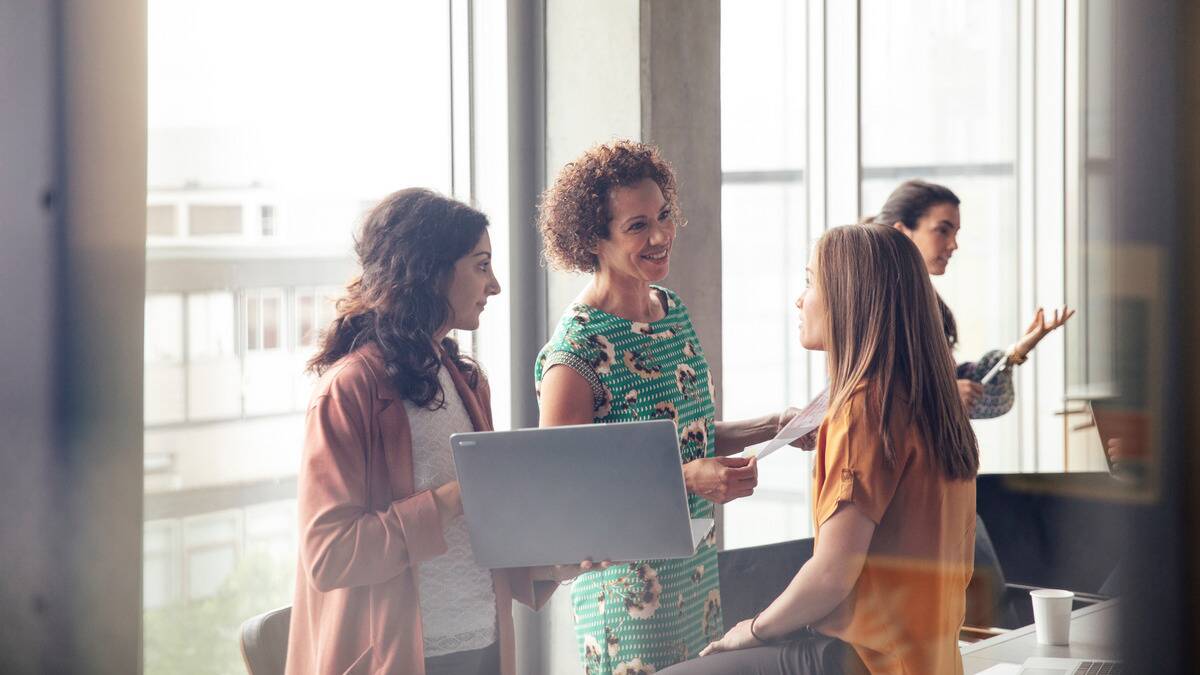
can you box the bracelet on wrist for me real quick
[1007,349,1029,366]
[749,612,772,644]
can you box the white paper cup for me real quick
[1030,589,1074,645]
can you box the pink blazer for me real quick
[286,343,555,674]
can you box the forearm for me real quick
[753,557,856,638]
[302,490,447,592]
[714,415,779,456]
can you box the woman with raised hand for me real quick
[868,179,1073,419]
[287,189,587,675]
[535,140,781,674]
[662,224,980,674]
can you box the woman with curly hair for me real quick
[287,188,593,675]
[535,141,785,674]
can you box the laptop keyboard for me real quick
[1075,662,1121,675]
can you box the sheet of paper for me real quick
[972,664,1021,675]
[752,390,828,460]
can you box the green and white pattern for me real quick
[535,286,722,674]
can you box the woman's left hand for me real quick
[1013,305,1076,358]
[535,559,611,582]
[698,618,762,657]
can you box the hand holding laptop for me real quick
[533,558,613,582]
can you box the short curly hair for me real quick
[538,140,684,273]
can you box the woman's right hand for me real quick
[683,455,758,504]
[431,480,463,526]
[957,379,983,411]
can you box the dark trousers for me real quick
[657,630,865,675]
[423,641,500,675]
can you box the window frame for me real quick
[720,0,1078,550]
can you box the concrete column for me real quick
[544,0,642,328]
[639,0,723,418]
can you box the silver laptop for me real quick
[1020,657,1122,674]
[451,420,713,568]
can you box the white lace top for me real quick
[405,366,497,657]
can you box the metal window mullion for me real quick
[450,0,475,203]
[182,292,191,422]
[1017,0,1040,474]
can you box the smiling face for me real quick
[795,252,828,351]
[593,178,677,284]
[894,202,960,275]
[443,229,501,333]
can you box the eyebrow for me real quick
[472,251,491,259]
[938,220,960,231]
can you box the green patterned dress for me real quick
[534,286,722,675]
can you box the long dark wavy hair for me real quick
[307,188,487,409]
[863,179,962,348]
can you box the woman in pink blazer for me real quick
[286,189,585,675]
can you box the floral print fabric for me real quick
[535,286,722,674]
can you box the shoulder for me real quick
[542,305,601,354]
[310,344,386,407]
[472,367,492,402]
[829,382,876,428]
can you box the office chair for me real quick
[239,605,291,675]
[717,537,815,628]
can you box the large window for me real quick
[860,0,1021,474]
[143,2,460,671]
[721,0,1073,549]
[720,0,816,550]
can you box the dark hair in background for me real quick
[862,179,963,348]
[308,188,487,409]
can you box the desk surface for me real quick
[962,599,1120,674]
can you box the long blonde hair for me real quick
[816,225,979,479]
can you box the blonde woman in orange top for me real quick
[660,224,980,675]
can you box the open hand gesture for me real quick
[1012,305,1076,359]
